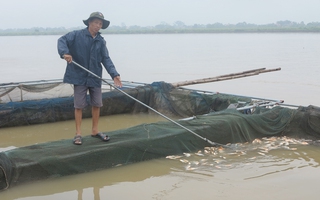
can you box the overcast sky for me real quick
[1,0,319,29]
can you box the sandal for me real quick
[73,135,82,145]
[91,132,110,142]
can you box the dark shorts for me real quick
[74,85,102,109]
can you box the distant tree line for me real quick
[1,20,320,36]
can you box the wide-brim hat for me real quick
[83,12,110,29]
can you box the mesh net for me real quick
[0,80,74,103]
[0,81,250,128]
[1,81,320,190]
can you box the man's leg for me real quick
[75,108,83,135]
[91,106,108,140]
[89,87,108,140]
[73,85,88,145]
[73,108,83,145]
[91,106,100,135]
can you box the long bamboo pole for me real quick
[72,61,229,148]
[171,68,281,87]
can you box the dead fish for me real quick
[278,141,289,146]
[204,147,211,151]
[183,153,191,157]
[166,155,182,160]
[201,162,209,166]
[186,166,197,171]
[214,159,224,164]
[236,151,247,155]
[218,149,225,153]
[195,152,204,156]
[259,149,269,154]
[262,143,272,148]
[267,137,278,141]
[180,159,189,163]
[211,152,218,156]
[190,161,200,165]
[252,138,262,144]
[227,152,239,155]
[300,141,309,145]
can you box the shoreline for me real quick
[1,28,320,36]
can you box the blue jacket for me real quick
[57,28,120,87]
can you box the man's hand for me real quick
[113,76,122,88]
[63,54,73,63]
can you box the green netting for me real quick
[1,105,320,190]
[0,82,250,128]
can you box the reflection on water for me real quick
[0,157,175,200]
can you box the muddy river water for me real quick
[1,113,320,200]
[1,33,320,199]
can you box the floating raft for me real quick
[1,80,319,190]
[1,104,320,190]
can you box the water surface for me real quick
[0,33,320,199]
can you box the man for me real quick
[57,12,122,145]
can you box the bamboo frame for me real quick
[171,68,281,87]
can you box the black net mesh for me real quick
[0,82,250,128]
[1,82,320,190]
